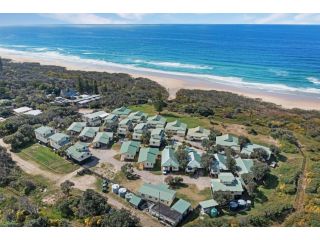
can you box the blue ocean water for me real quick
[0,25,319,94]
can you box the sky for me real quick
[0,13,319,25]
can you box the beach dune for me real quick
[0,48,319,111]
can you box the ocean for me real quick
[0,24,319,95]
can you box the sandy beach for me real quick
[0,48,319,110]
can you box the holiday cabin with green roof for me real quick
[215,134,240,151]
[103,113,119,131]
[112,106,132,118]
[49,132,70,150]
[187,126,210,141]
[161,146,180,172]
[92,132,113,148]
[211,172,244,197]
[120,140,140,161]
[128,111,148,123]
[186,149,203,173]
[138,147,159,170]
[138,183,176,206]
[132,123,148,141]
[147,115,167,129]
[82,111,108,127]
[117,118,133,136]
[149,128,165,147]
[35,126,55,144]
[67,122,86,135]
[66,142,92,162]
[79,127,99,142]
[165,120,187,137]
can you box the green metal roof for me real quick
[66,142,90,161]
[151,128,164,136]
[187,126,210,138]
[119,118,132,125]
[129,194,142,207]
[216,134,239,147]
[112,106,132,116]
[138,183,176,202]
[211,173,244,193]
[104,113,118,122]
[120,140,140,155]
[128,111,148,120]
[235,157,254,175]
[67,122,86,133]
[213,153,228,171]
[147,115,166,124]
[165,120,187,132]
[79,127,99,138]
[134,123,147,131]
[49,132,69,142]
[93,132,113,145]
[187,150,203,169]
[161,146,180,168]
[138,147,159,164]
[85,111,108,119]
[199,199,219,209]
[35,126,54,135]
[171,199,191,214]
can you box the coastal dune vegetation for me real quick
[0,58,319,226]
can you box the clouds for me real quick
[2,13,320,25]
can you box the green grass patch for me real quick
[17,144,79,174]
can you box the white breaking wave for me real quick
[307,77,320,85]
[268,68,289,77]
[1,46,320,95]
[133,59,213,70]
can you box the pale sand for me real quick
[1,49,319,110]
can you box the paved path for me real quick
[90,147,211,190]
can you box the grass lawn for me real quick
[17,144,79,174]
[176,184,212,208]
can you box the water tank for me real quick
[237,199,247,209]
[112,184,120,194]
[210,207,219,218]
[246,200,252,207]
[125,192,133,201]
[118,188,127,198]
[229,201,238,211]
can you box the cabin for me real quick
[23,109,42,116]
[187,126,210,141]
[138,183,176,206]
[213,153,228,172]
[79,127,99,142]
[211,172,244,197]
[241,143,272,161]
[67,122,87,135]
[34,126,55,144]
[186,150,203,173]
[103,113,119,131]
[235,157,254,175]
[92,132,113,148]
[215,134,240,151]
[112,106,132,118]
[129,194,143,209]
[149,128,165,147]
[161,146,179,172]
[137,147,159,170]
[132,123,148,141]
[66,142,92,163]
[165,120,187,137]
[82,111,108,127]
[120,140,140,160]
[117,118,133,136]
[199,199,219,215]
[171,199,192,219]
[147,115,167,129]
[128,111,148,123]
[49,133,70,150]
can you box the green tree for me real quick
[100,209,140,227]
[241,173,257,196]
[239,135,250,150]
[77,189,111,218]
[225,154,237,173]
[93,80,99,94]
[77,77,84,94]
[252,161,270,182]
[175,145,189,170]
[60,180,75,196]
[212,191,233,206]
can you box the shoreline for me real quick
[0,49,319,110]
